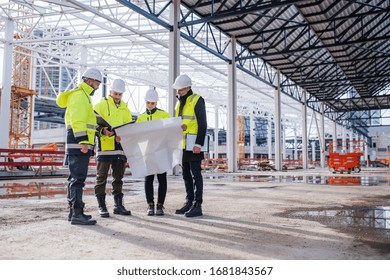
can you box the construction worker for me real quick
[93,78,132,217]
[172,74,207,217]
[136,88,171,216]
[56,67,102,225]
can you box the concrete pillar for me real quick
[250,111,255,158]
[301,91,308,169]
[227,36,237,172]
[364,136,369,163]
[268,114,272,160]
[294,128,298,160]
[342,126,346,153]
[320,103,325,168]
[311,141,316,163]
[169,0,180,116]
[332,113,337,153]
[214,105,219,159]
[350,131,354,152]
[282,124,286,160]
[0,19,14,148]
[274,69,282,170]
[169,0,180,175]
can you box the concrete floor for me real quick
[0,167,389,260]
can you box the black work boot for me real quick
[156,203,164,216]
[175,202,192,214]
[147,203,155,216]
[71,208,97,225]
[68,201,92,221]
[96,194,110,218]
[113,193,131,215]
[68,201,73,221]
[185,202,203,217]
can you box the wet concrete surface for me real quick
[0,168,389,259]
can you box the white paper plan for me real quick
[114,117,183,178]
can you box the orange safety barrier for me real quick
[328,176,361,185]
[0,148,97,174]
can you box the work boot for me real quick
[113,193,131,215]
[156,203,164,216]
[71,208,97,225]
[147,203,155,216]
[185,202,203,218]
[68,202,92,221]
[96,194,110,218]
[175,202,192,214]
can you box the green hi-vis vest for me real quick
[175,93,201,149]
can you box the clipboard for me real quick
[95,111,113,130]
[185,134,209,152]
[95,111,134,132]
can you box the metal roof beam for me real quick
[179,0,304,27]
[242,35,390,58]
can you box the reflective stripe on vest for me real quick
[96,150,126,156]
[66,143,94,150]
[74,131,87,138]
[67,124,97,130]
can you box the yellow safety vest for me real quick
[94,96,132,154]
[175,93,201,149]
[136,108,171,123]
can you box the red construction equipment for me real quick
[327,176,361,185]
[328,140,364,174]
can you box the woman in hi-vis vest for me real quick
[136,89,171,216]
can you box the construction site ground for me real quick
[1,167,390,260]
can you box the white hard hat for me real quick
[111,78,126,93]
[82,68,103,82]
[145,89,159,102]
[172,74,192,89]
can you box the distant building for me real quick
[33,28,78,130]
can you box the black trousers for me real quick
[66,154,90,208]
[182,160,203,204]
[144,173,167,205]
[95,159,126,196]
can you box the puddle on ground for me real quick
[1,175,388,198]
[0,181,142,199]
[204,174,389,186]
[289,206,390,238]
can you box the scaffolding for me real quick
[9,34,37,148]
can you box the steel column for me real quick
[227,36,237,172]
[0,19,14,148]
[274,69,282,170]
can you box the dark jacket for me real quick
[177,89,207,162]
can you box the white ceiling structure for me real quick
[0,0,345,138]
